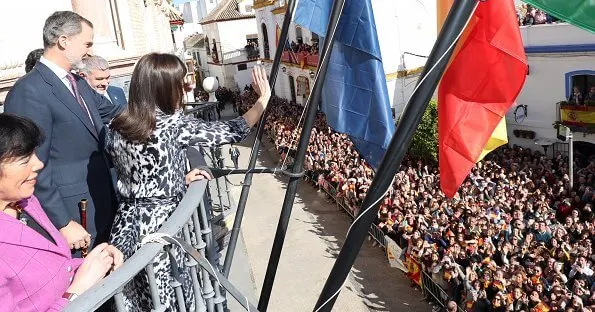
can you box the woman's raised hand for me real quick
[251,66,271,100]
[242,65,272,127]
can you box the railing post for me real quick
[210,147,225,211]
[183,224,207,312]
[192,203,216,312]
[145,262,166,312]
[167,248,188,312]
[198,147,216,212]
[216,146,232,210]
[196,197,226,312]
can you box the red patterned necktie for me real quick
[65,73,94,125]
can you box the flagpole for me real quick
[257,0,346,310]
[313,0,479,311]
[222,0,298,278]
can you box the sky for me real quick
[172,0,188,5]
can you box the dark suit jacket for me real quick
[4,62,123,247]
[106,85,127,107]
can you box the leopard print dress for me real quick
[106,109,251,312]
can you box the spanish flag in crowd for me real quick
[531,302,551,312]
[405,253,422,286]
[437,0,528,197]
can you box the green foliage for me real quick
[408,99,438,161]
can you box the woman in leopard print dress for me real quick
[106,53,271,311]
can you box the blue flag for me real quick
[294,0,395,169]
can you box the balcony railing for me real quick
[63,109,251,310]
[281,50,319,68]
[64,178,223,311]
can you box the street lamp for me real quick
[534,137,556,158]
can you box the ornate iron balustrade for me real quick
[63,144,247,311]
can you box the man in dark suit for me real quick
[77,54,127,192]
[4,11,123,255]
[230,144,240,169]
[78,55,127,107]
[106,85,128,106]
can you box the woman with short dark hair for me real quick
[0,114,123,311]
[107,53,271,311]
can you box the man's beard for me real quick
[67,53,85,70]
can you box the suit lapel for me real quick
[0,203,67,257]
[35,63,99,141]
[79,82,105,135]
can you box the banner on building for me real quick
[386,237,407,272]
[560,105,595,127]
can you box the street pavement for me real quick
[217,105,431,312]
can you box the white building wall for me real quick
[254,0,437,114]
[376,0,437,113]
[0,0,72,82]
[375,0,437,74]
[503,24,595,150]
[234,61,256,89]
[204,0,219,14]
[217,19,258,55]
[203,23,222,56]
[199,49,210,74]
[506,53,595,148]
[0,0,176,106]
[520,24,595,47]
[207,64,226,86]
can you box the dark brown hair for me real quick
[110,53,187,142]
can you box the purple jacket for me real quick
[0,196,83,311]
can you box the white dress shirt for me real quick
[39,56,94,124]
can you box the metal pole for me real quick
[222,0,299,277]
[210,147,225,211]
[569,130,573,189]
[257,0,346,310]
[313,0,479,311]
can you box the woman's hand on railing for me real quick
[185,168,214,185]
[66,243,123,295]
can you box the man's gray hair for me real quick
[43,11,93,49]
[78,55,110,74]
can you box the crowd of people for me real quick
[288,40,320,56]
[516,3,560,26]
[238,90,595,312]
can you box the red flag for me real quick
[438,0,527,197]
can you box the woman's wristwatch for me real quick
[62,292,79,302]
